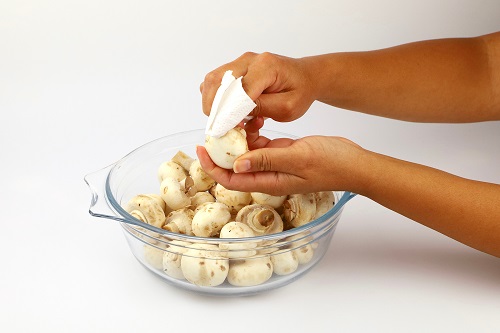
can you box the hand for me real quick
[200,52,317,123]
[196,118,365,196]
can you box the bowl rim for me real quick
[105,128,355,242]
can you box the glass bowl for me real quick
[85,129,356,296]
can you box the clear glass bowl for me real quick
[85,129,356,296]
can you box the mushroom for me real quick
[250,192,287,210]
[283,193,317,228]
[143,244,165,270]
[236,204,283,236]
[162,240,191,280]
[189,159,216,191]
[126,194,166,228]
[204,127,249,169]
[313,191,335,219]
[227,256,274,287]
[189,191,216,210]
[171,150,195,171]
[180,243,229,287]
[160,176,192,211]
[286,233,316,264]
[158,160,187,183]
[219,222,257,258]
[212,183,252,215]
[191,202,231,237]
[162,208,195,235]
[270,250,299,276]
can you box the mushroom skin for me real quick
[126,194,166,228]
[162,240,191,280]
[236,204,283,236]
[227,256,274,287]
[158,160,187,183]
[189,159,216,192]
[219,222,257,258]
[191,202,231,237]
[180,244,229,287]
[205,127,249,169]
[160,176,191,211]
[189,191,216,210]
[162,208,195,235]
[270,250,299,276]
[213,183,252,215]
[283,193,317,228]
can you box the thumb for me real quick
[233,146,294,174]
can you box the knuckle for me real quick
[257,151,273,172]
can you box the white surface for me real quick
[1,1,499,332]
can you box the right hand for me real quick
[200,52,317,122]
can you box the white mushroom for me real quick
[189,159,216,192]
[171,150,195,171]
[162,208,195,235]
[250,192,287,209]
[236,204,283,236]
[227,256,273,287]
[270,250,299,275]
[313,191,335,219]
[158,160,187,183]
[189,191,215,210]
[162,240,191,280]
[160,176,191,211]
[283,193,317,228]
[205,127,249,169]
[126,194,166,228]
[213,183,252,215]
[219,222,257,258]
[180,243,229,287]
[191,202,231,237]
[286,233,315,264]
[143,244,164,270]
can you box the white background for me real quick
[1,0,499,332]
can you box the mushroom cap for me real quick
[162,240,191,280]
[227,256,274,287]
[236,204,283,236]
[191,202,231,237]
[158,160,188,183]
[163,208,194,236]
[286,233,315,264]
[283,193,317,228]
[219,222,257,258]
[143,244,165,270]
[189,191,216,210]
[204,127,249,169]
[171,150,195,171]
[189,159,216,192]
[250,192,287,209]
[126,194,166,228]
[270,250,299,276]
[160,177,191,211]
[180,244,229,287]
[313,191,335,219]
[213,183,252,215]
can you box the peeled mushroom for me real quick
[213,183,252,215]
[219,222,257,258]
[236,204,283,236]
[158,161,188,183]
[180,243,229,287]
[227,256,273,287]
[126,194,166,228]
[205,127,249,169]
[162,208,195,235]
[191,202,231,237]
[283,193,317,228]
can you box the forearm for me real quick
[305,32,500,122]
[352,150,500,257]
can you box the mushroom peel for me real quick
[250,192,287,209]
[205,127,249,169]
[270,250,299,276]
[191,202,231,237]
[213,183,252,215]
[227,256,274,287]
[219,222,257,258]
[162,240,191,280]
[160,176,191,211]
[283,193,317,228]
[180,244,229,287]
[236,204,284,236]
[126,194,166,228]
[162,208,195,235]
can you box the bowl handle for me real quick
[84,164,125,222]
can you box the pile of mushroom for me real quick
[126,128,335,288]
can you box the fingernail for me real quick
[233,159,251,173]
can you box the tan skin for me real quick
[196,32,500,257]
